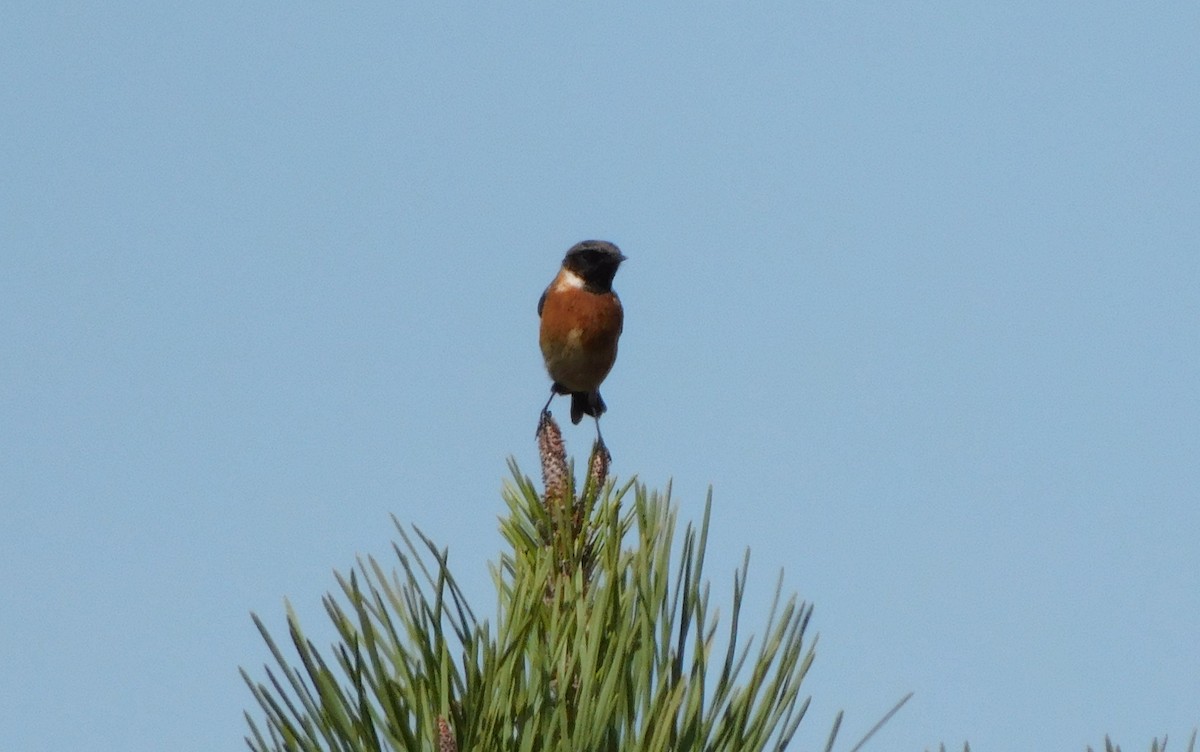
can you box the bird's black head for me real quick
[562,240,626,292]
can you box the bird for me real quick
[538,240,626,429]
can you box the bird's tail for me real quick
[570,391,606,424]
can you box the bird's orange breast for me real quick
[539,279,623,392]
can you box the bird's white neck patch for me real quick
[555,268,585,290]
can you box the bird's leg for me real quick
[541,382,569,417]
[536,391,557,438]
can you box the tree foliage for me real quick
[242,416,829,751]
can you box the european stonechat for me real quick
[538,240,626,427]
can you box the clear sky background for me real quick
[3,4,1197,750]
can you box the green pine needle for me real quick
[241,460,855,751]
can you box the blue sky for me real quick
[3,3,1197,750]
